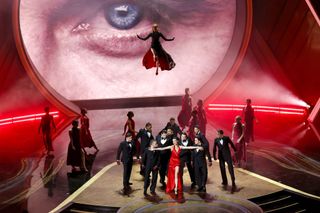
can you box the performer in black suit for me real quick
[213,130,237,189]
[164,117,182,137]
[116,132,137,193]
[156,129,172,187]
[179,132,196,188]
[136,122,154,175]
[142,140,160,195]
[192,136,209,192]
[194,125,212,167]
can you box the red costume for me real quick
[197,107,207,136]
[178,95,192,129]
[138,31,175,72]
[166,147,183,193]
[232,122,246,165]
[123,118,139,154]
[80,115,96,148]
[39,114,55,152]
[243,105,255,143]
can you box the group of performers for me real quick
[117,120,237,196]
[117,91,256,196]
[39,107,99,172]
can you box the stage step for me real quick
[60,202,120,213]
[249,190,320,212]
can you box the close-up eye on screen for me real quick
[19,0,237,100]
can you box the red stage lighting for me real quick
[0,112,59,126]
[207,104,307,116]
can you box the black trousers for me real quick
[219,156,235,184]
[159,153,170,183]
[144,167,159,192]
[180,158,195,184]
[194,165,207,188]
[123,161,133,188]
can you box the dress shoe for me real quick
[150,191,156,195]
[128,182,133,185]
[143,191,148,196]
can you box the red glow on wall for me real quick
[207,104,306,116]
[0,112,59,126]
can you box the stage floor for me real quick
[53,161,282,213]
[1,107,320,212]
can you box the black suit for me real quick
[117,140,136,188]
[136,128,154,174]
[192,145,208,189]
[136,128,154,155]
[165,122,182,137]
[195,132,212,183]
[213,136,237,184]
[156,135,172,183]
[179,139,195,184]
[142,149,160,193]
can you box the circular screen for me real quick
[17,0,250,101]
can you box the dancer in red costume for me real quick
[137,24,175,75]
[123,111,139,155]
[153,137,202,195]
[178,88,192,130]
[231,116,246,167]
[38,106,56,155]
[80,108,99,153]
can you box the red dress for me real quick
[178,95,192,129]
[166,147,183,193]
[124,119,139,154]
[80,115,96,148]
[233,122,246,164]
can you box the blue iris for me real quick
[106,3,142,30]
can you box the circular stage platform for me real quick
[54,161,285,212]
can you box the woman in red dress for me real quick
[80,108,99,152]
[153,137,202,194]
[231,116,246,167]
[137,24,175,75]
[123,111,139,154]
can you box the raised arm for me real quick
[137,33,151,41]
[160,33,174,41]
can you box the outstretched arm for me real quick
[152,145,172,151]
[137,33,151,41]
[180,146,203,150]
[160,33,174,41]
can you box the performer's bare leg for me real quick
[151,48,159,75]
[174,166,179,194]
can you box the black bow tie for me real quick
[182,140,187,143]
